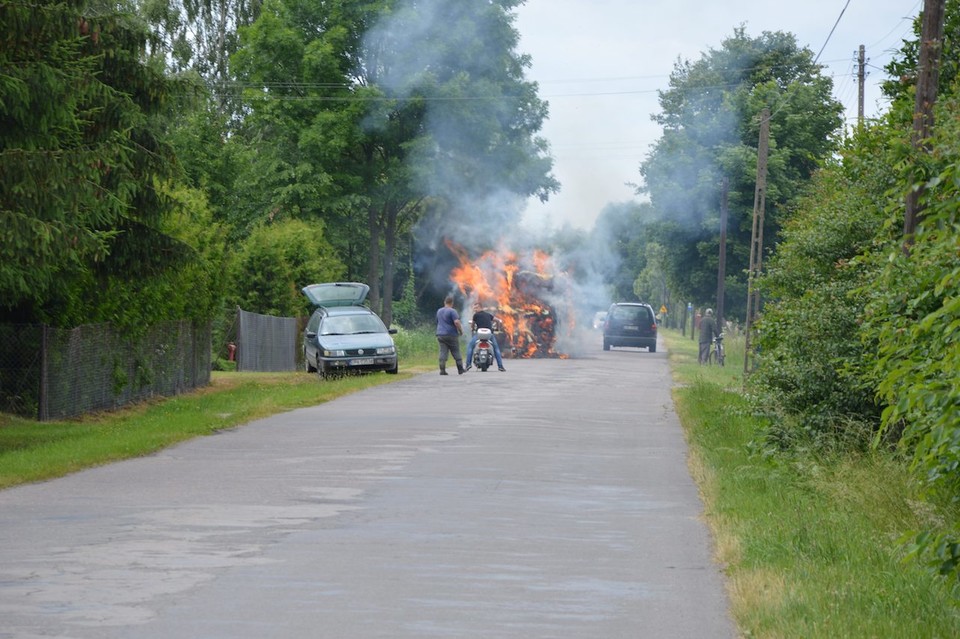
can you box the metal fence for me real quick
[0,307,305,420]
[0,321,211,421]
[235,308,300,372]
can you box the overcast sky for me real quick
[513,0,922,231]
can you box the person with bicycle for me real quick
[698,308,718,365]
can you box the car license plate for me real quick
[350,358,375,365]
[624,325,639,331]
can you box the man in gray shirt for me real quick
[436,295,465,375]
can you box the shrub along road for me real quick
[0,343,734,638]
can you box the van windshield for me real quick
[321,314,386,336]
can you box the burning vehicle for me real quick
[446,240,573,358]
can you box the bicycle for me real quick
[711,332,725,366]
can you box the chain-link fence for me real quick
[0,308,306,420]
[0,320,211,421]
[236,308,299,372]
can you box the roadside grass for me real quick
[663,329,960,637]
[0,326,439,490]
[393,323,439,369]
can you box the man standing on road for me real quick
[465,302,506,372]
[436,295,465,375]
[698,308,718,364]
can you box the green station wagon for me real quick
[302,283,398,377]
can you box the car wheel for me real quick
[386,362,398,374]
[304,349,317,373]
[649,343,657,353]
[603,339,611,351]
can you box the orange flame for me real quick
[446,239,570,358]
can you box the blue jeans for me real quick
[466,333,503,368]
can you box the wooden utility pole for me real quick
[857,45,866,127]
[904,0,947,250]
[716,177,729,328]
[743,108,770,376]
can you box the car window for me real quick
[611,306,639,321]
[320,314,386,336]
[352,314,387,333]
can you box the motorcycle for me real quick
[472,327,495,372]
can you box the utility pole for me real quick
[857,45,865,127]
[904,0,947,251]
[716,177,728,329]
[743,108,770,376]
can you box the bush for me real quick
[229,219,346,317]
[861,154,960,583]
[750,131,896,447]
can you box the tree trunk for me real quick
[382,206,398,327]
[366,204,381,316]
[903,0,947,251]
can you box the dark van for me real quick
[602,302,658,352]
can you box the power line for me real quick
[814,0,852,64]
[866,0,922,49]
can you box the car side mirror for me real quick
[305,331,317,339]
[388,328,398,335]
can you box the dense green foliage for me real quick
[229,0,557,323]
[2,0,556,328]
[856,96,960,580]
[750,125,900,446]
[229,218,345,317]
[0,0,198,325]
[741,8,960,591]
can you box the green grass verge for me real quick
[0,326,440,490]
[662,329,960,637]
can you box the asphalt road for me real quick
[0,338,736,638]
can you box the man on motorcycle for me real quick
[465,301,506,372]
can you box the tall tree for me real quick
[138,0,262,112]
[232,0,557,325]
[362,0,557,322]
[1,0,188,323]
[638,28,843,318]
